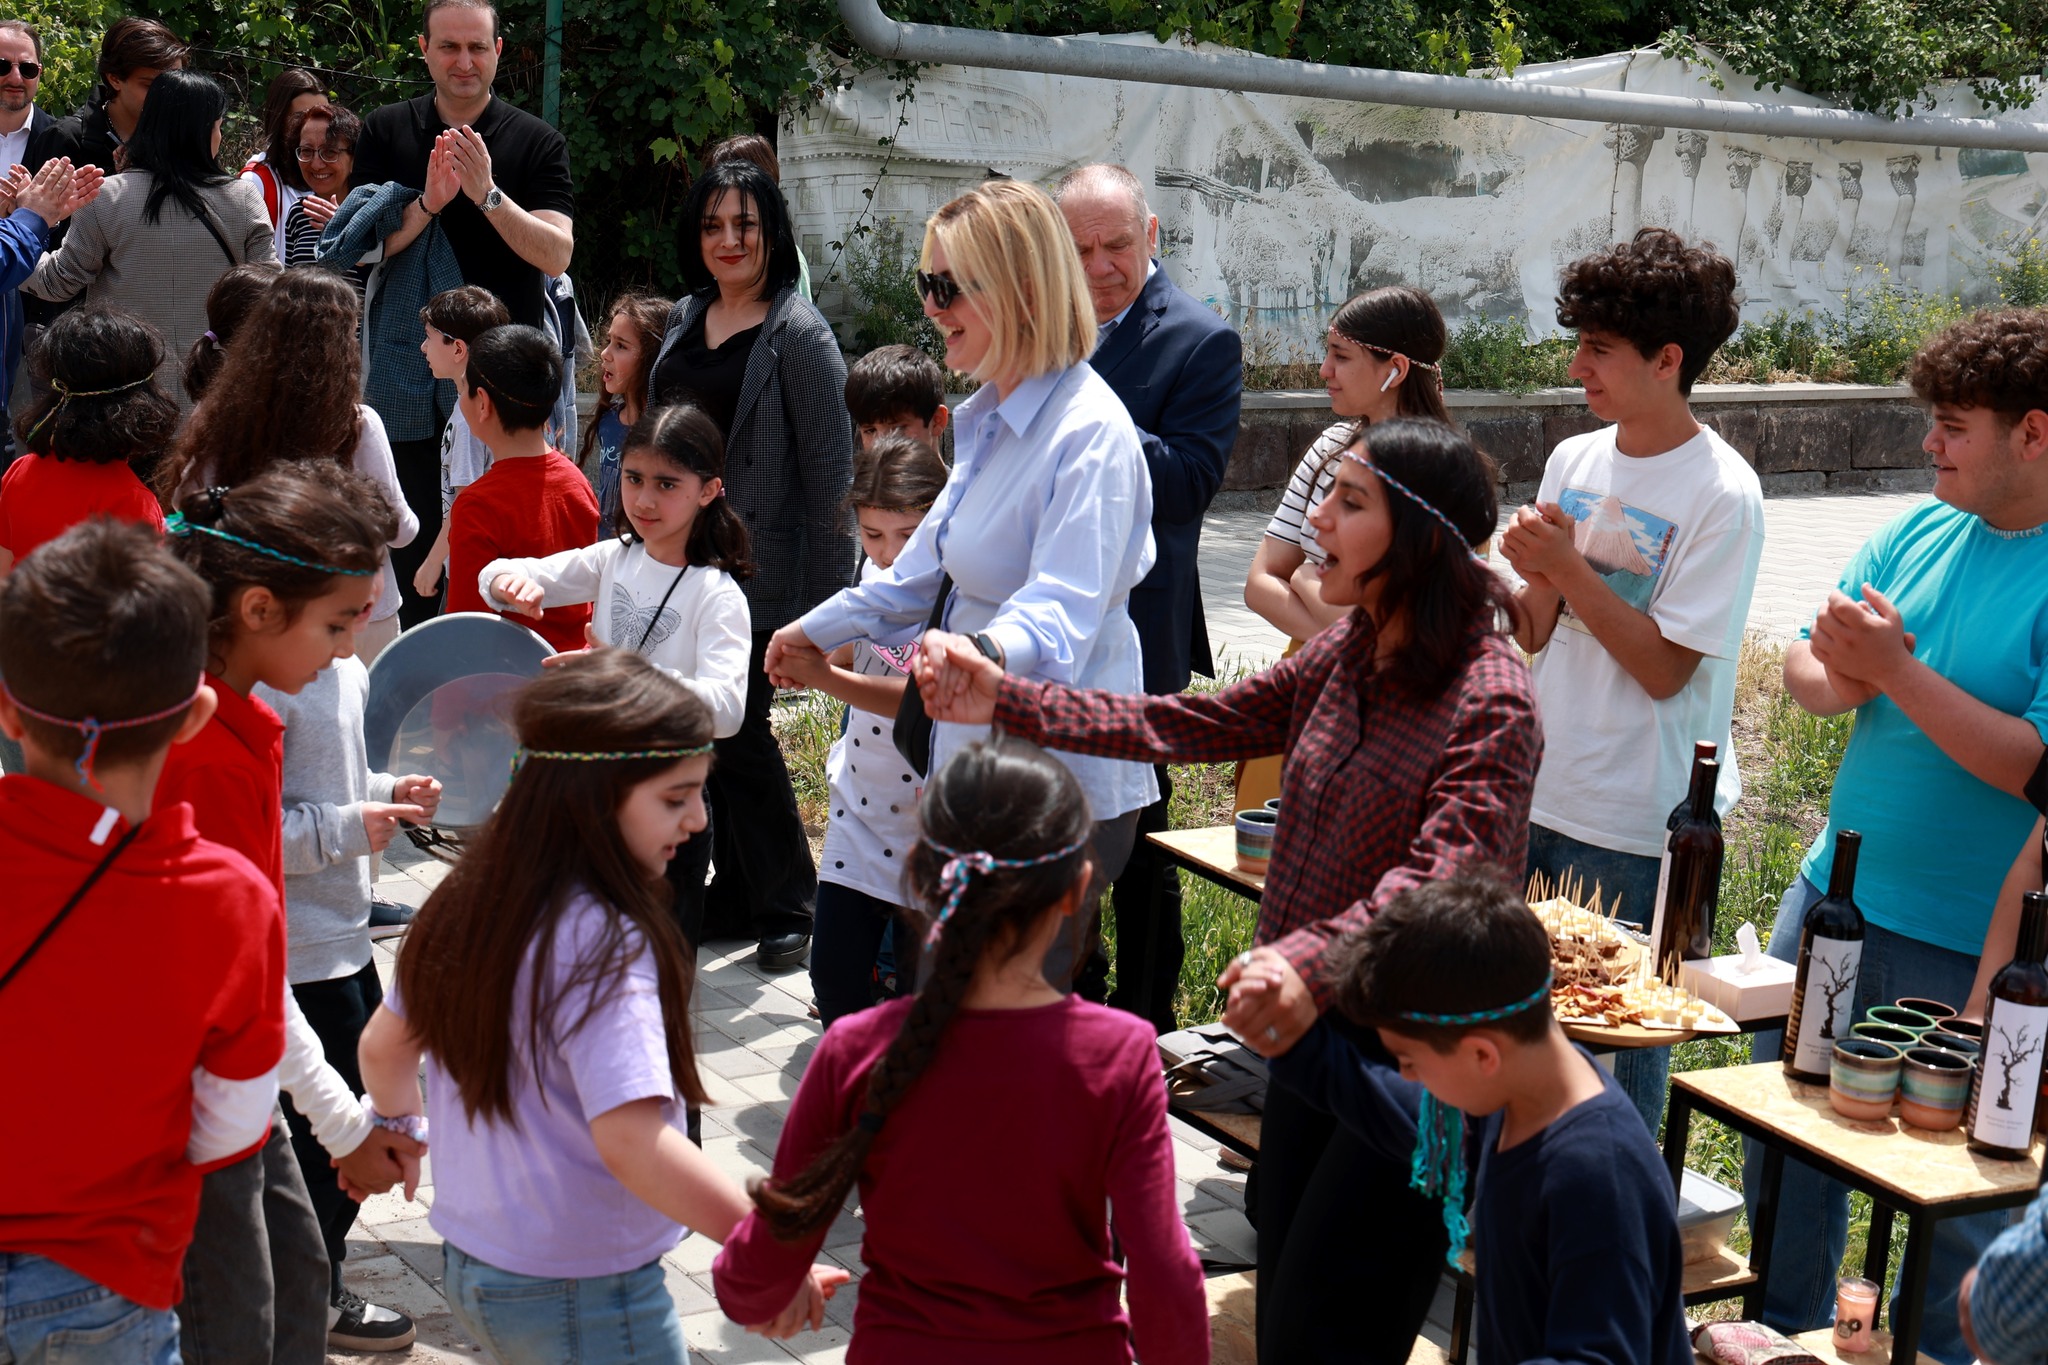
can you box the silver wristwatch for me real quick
[479,185,505,214]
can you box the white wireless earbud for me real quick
[1379,368,1400,392]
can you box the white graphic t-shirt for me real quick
[1523,424,1765,856]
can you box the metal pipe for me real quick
[543,0,563,127]
[837,0,2048,152]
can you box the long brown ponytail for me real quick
[749,737,1092,1241]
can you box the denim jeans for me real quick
[441,1245,687,1365]
[0,1253,179,1365]
[1744,876,2015,1365]
[1526,823,1668,1136]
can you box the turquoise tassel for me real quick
[1410,1093,1470,1269]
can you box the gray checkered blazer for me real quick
[25,173,275,407]
[648,286,856,632]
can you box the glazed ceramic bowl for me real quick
[1850,1022,1921,1052]
[1234,808,1278,874]
[1867,1005,1938,1036]
[1895,997,1957,1024]
[1922,1029,1983,1064]
[1898,1047,1974,1131]
[1830,1039,1903,1122]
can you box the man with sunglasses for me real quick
[1053,163,1243,1032]
[0,20,74,437]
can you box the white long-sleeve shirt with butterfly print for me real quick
[480,540,752,738]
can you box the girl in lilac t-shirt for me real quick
[358,652,843,1361]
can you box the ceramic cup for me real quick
[1898,1046,1974,1131]
[1895,997,1957,1024]
[1264,798,1281,815]
[1829,1039,1903,1122]
[1922,1030,1983,1063]
[1866,1005,1938,1036]
[1234,808,1278,874]
[1850,1022,1922,1051]
[1942,1018,1986,1044]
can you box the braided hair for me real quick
[749,737,1092,1240]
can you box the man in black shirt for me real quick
[353,0,575,623]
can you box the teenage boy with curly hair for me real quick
[1743,309,2048,1364]
[1498,227,1764,1133]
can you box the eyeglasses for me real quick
[916,270,966,310]
[295,145,350,164]
[0,60,41,80]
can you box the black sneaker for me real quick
[328,1289,416,1351]
[368,898,416,940]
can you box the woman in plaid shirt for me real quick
[919,417,1543,1363]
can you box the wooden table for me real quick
[1663,1061,2044,1365]
[1147,826,1265,902]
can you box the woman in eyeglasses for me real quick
[643,158,854,972]
[280,102,364,293]
[765,177,1159,991]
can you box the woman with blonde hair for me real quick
[767,177,1158,987]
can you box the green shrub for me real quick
[1439,315,1576,393]
[1991,236,2048,310]
[1829,272,1968,385]
[1709,309,1851,384]
[835,219,948,371]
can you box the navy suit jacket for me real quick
[1089,262,1242,695]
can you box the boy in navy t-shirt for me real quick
[1266,870,1691,1365]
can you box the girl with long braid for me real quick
[712,737,1209,1364]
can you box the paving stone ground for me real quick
[340,486,1930,1361]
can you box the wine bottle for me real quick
[1649,753,1723,983]
[1965,891,2048,1159]
[1783,830,1866,1084]
[1666,741,1721,833]
[1642,742,1718,937]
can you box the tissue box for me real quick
[1682,954,1796,1023]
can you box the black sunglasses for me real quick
[0,60,41,79]
[916,269,965,310]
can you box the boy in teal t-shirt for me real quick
[1749,309,2048,1365]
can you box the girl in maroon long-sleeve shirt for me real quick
[918,418,1542,1364]
[712,737,1208,1365]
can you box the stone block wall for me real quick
[1231,384,1933,504]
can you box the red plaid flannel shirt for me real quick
[994,611,1542,1008]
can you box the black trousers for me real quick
[700,629,815,941]
[280,960,384,1302]
[809,880,905,1027]
[664,807,716,952]
[388,436,444,630]
[1104,766,1183,1033]
[1258,1043,1450,1363]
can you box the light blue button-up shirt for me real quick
[800,361,1159,820]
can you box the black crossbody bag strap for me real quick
[0,821,144,997]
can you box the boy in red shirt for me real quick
[443,324,599,651]
[0,520,283,1354]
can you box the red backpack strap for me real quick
[244,160,282,226]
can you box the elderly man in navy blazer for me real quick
[1056,163,1243,1032]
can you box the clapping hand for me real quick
[0,163,27,216]
[423,137,462,216]
[300,194,342,228]
[1497,502,1577,587]
[1807,585,1916,705]
[14,158,101,225]
[910,630,1003,724]
[444,125,495,205]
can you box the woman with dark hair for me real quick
[50,16,188,174]
[917,417,1542,1365]
[281,102,362,279]
[27,69,274,405]
[705,133,812,300]
[240,65,325,256]
[160,267,417,659]
[645,157,853,970]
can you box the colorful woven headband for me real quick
[23,374,153,444]
[1,678,203,788]
[1397,974,1553,1027]
[511,742,715,774]
[922,833,1089,947]
[165,510,375,577]
[1355,340,1443,377]
[1340,448,1488,565]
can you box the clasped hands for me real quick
[422,125,495,217]
[764,625,1005,723]
[1808,583,1917,708]
[1495,501,1578,592]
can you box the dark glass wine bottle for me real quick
[1783,830,1866,1084]
[1649,754,1723,983]
[1965,891,2048,1159]
[1665,741,1721,834]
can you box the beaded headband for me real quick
[1,678,203,787]
[1339,448,1488,565]
[23,374,154,445]
[1397,974,1553,1027]
[511,742,715,774]
[1353,339,1443,379]
[922,833,1089,946]
[165,510,376,577]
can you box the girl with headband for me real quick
[358,650,845,1361]
[713,736,1208,1364]
[915,418,1542,1363]
[1269,869,1690,1365]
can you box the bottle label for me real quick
[1971,999,2048,1150]
[1647,848,1674,980]
[1791,936,1863,1074]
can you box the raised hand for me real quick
[487,571,546,619]
[423,137,462,216]
[446,125,495,205]
[13,157,73,223]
